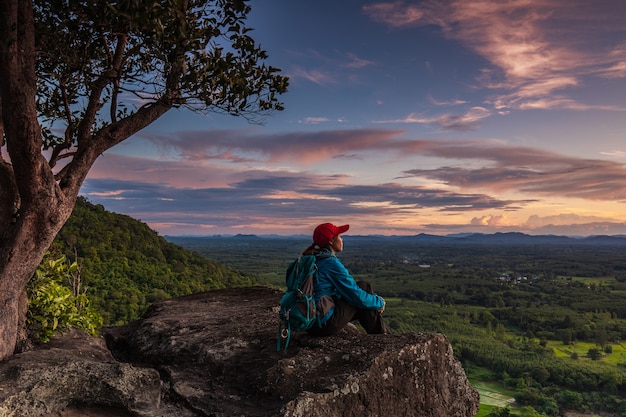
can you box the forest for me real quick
[46,199,626,417]
[50,198,254,325]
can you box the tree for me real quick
[0,0,288,360]
[485,407,511,417]
[587,348,602,361]
[495,322,507,341]
[557,328,572,345]
[594,329,609,348]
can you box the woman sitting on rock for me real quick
[302,222,389,336]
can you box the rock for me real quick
[0,328,164,417]
[0,286,479,417]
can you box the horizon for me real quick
[80,1,626,237]
[164,231,626,239]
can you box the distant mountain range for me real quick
[171,232,626,246]
[389,232,626,245]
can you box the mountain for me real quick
[350,232,626,246]
[52,197,254,325]
[173,232,626,246]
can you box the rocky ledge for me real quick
[0,286,479,417]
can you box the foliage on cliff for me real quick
[51,197,254,325]
[27,254,103,342]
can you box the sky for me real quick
[82,0,626,237]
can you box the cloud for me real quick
[83,151,528,235]
[84,126,626,235]
[377,107,491,130]
[601,150,626,158]
[283,48,376,90]
[89,153,240,188]
[363,1,425,27]
[419,219,626,237]
[138,128,406,164]
[530,222,626,236]
[289,66,337,86]
[85,166,521,217]
[597,59,626,79]
[471,214,512,227]
[365,0,626,113]
[300,117,330,124]
[344,52,376,69]
[132,127,626,203]
[524,213,616,228]
[428,95,468,106]
[401,141,626,201]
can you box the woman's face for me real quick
[330,234,343,253]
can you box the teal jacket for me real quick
[314,249,384,325]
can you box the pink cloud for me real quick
[89,153,243,188]
[402,142,626,201]
[139,128,406,164]
[363,1,425,27]
[365,0,626,113]
[117,127,626,204]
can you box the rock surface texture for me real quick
[0,286,479,417]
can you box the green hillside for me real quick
[51,197,255,325]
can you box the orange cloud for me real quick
[471,214,512,227]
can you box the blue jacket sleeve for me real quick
[322,257,384,310]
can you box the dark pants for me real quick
[309,281,389,336]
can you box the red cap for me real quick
[313,223,350,247]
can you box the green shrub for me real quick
[27,254,103,342]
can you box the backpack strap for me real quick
[277,318,291,352]
[315,249,333,260]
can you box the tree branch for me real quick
[109,33,127,123]
[57,98,172,196]
[76,33,127,144]
[48,80,75,168]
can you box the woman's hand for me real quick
[378,297,386,313]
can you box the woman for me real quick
[303,222,389,336]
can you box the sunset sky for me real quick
[83,0,626,237]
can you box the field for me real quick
[472,380,516,412]
[468,365,517,414]
[548,340,626,364]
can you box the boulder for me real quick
[0,286,479,416]
[0,328,163,417]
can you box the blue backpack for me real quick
[277,255,318,351]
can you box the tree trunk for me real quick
[15,288,32,353]
[0,194,74,359]
[0,241,47,359]
[0,0,71,361]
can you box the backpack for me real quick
[277,255,318,351]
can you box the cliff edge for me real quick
[0,286,479,417]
